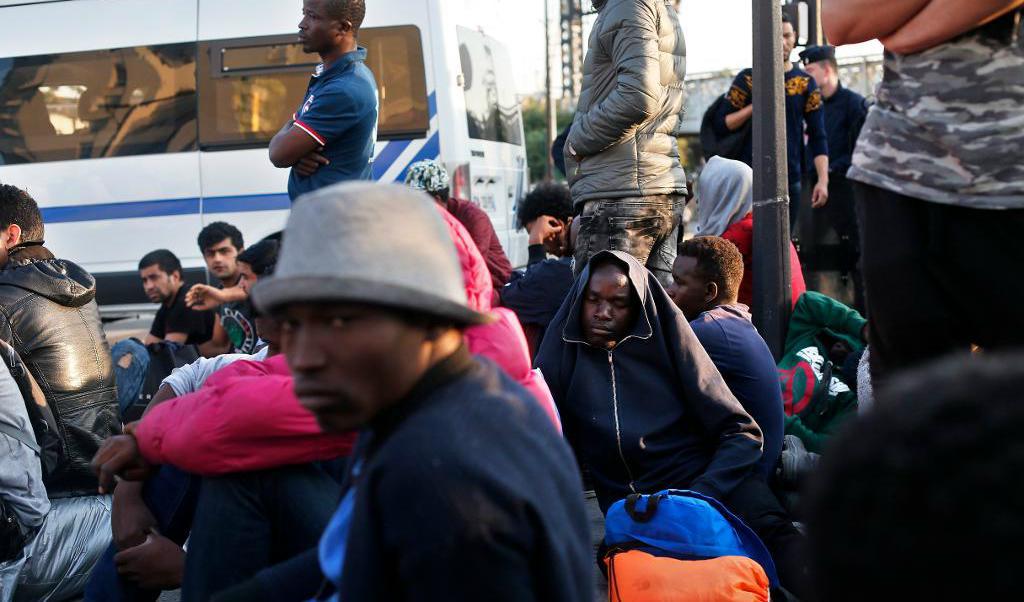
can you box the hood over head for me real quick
[0,246,96,308]
[696,156,753,237]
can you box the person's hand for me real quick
[294,149,329,177]
[186,284,226,311]
[528,215,565,247]
[112,482,157,550]
[811,180,829,208]
[92,431,155,494]
[114,531,185,590]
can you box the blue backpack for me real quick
[604,489,780,588]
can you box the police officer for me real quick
[800,44,869,313]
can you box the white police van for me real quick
[0,0,529,311]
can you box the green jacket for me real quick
[778,292,866,453]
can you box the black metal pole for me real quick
[751,0,792,360]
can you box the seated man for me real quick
[778,291,867,453]
[0,342,111,602]
[806,352,1024,601]
[140,249,214,347]
[667,236,785,480]
[500,182,576,356]
[405,159,513,288]
[536,250,809,598]
[0,183,118,498]
[224,182,590,600]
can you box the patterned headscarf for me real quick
[404,159,450,194]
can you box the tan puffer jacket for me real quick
[565,0,688,206]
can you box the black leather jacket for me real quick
[0,246,118,497]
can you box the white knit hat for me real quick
[252,181,491,326]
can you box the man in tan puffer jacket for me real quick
[565,0,688,285]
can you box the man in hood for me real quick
[536,250,810,597]
[565,0,688,285]
[0,183,118,497]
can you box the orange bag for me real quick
[606,550,770,602]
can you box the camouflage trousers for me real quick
[573,196,684,286]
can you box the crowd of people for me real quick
[0,0,1022,600]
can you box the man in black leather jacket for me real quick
[0,184,118,497]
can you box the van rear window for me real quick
[456,26,522,146]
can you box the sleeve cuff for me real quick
[528,244,547,265]
[293,120,326,146]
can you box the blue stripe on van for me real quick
[42,198,201,223]
[203,193,291,214]
[395,131,440,183]
[371,139,413,179]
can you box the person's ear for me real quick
[705,281,719,303]
[4,224,22,247]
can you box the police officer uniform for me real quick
[800,45,869,313]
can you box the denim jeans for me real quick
[182,463,343,601]
[84,466,199,602]
[573,196,683,286]
[110,339,150,419]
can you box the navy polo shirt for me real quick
[288,47,379,201]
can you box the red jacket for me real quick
[722,213,806,311]
[134,355,354,475]
[446,197,513,287]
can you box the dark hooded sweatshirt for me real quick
[0,245,118,497]
[535,251,762,513]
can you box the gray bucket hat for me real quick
[252,181,492,326]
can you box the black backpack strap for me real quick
[0,421,40,454]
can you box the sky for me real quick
[464,0,884,96]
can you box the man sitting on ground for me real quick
[667,236,785,480]
[405,159,513,288]
[500,181,576,355]
[0,183,118,498]
[187,222,261,356]
[806,352,1024,601]
[140,249,214,347]
[536,250,810,598]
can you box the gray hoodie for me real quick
[0,361,49,530]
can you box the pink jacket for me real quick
[134,355,355,475]
[438,208,562,431]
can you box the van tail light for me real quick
[450,163,472,202]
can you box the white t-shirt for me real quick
[161,346,270,397]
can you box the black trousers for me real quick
[854,183,1024,386]
[724,476,812,602]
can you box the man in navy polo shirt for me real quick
[269,0,378,201]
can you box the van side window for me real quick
[0,44,197,165]
[456,26,523,146]
[198,26,429,149]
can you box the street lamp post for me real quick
[544,0,557,180]
[751,0,792,359]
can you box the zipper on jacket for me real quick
[608,351,637,494]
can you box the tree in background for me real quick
[521,98,574,183]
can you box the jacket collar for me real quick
[367,344,475,444]
[314,46,367,79]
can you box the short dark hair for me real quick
[781,12,793,25]
[139,249,182,277]
[805,352,1024,601]
[0,184,44,243]
[325,0,366,31]
[433,187,450,203]
[676,236,744,300]
[197,222,244,254]
[516,182,573,230]
[237,239,280,277]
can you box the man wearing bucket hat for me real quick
[242,182,591,601]
[405,159,513,287]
